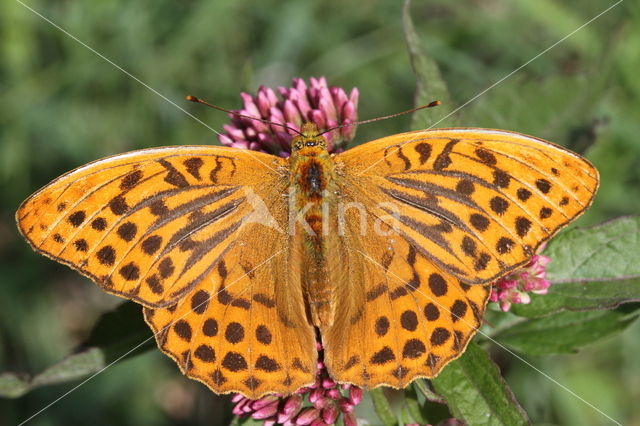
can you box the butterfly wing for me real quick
[335,128,599,285]
[17,146,317,397]
[17,146,282,307]
[322,210,489,388]
[144,225,317,398]
[322,128,598,387]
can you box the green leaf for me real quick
[81,300,154,362]
[494,309,639,355]
[511,278,640,318]
[402,0,457,129]
[0,373,30,399]
[0,301,153,398]
[431,343,530,426]
[545,216,640,283]
[370,388,399,426]
[411,380,453,424]
[512,216,640,318]
[413,379,446,404]
[0,348,107,399]
[404,384,428,424]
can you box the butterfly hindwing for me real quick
[144,225,317,398]
[322,211,489,388]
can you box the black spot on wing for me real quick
[159,159,189,188]
[184,158,204,180]
[414,143,432,165]
[433,139,459,171]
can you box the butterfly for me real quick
[16,122,598,398]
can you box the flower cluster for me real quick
[231,342,362,426]
[219,77,359,156]
[490,254,552,312]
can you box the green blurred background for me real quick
[1,0,639,424]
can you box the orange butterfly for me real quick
[16,121,598,398]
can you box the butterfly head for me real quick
[291,122,328,156]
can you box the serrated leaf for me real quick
[494,309,638,355]
[545,216,640,283]
[402,0,457,129]
[0,301,153,398]
[431,343,530,426]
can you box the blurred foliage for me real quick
[1,0,639,424]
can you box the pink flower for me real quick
[491,254,552,312]
[230,339,362,425]
[219,77,359,156]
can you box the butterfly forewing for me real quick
[17,146,285,308]
[336,128,599,284]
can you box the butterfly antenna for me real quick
[186,95,303,136]
[318,100,441,136]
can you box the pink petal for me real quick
[325,388,341,399]
[332,88,348,111]
[348,387,363,405]
[251,396,279,410]
[343,412,358,426]
[282,395,303,415]
[348,88,360,108]
[269,106,285,124]
[309,388,325,405]
[218,134,235,147]
[292,91,312,120]
[499,300,512,312]
[231,394,246,403]
[222,125,245,140]
[310,110,326,130]
[257,88,274,116]
[296,408,320,425]
[265,86,279,106]
[321,377,336,389]
[252,401,279,420]
[321,403,339,424]
[293,78,308,94]
[283,99,302,126]
[318,90,337,122]
[232,399,247,416]
[338,398,354,414]
[240,92,261,118]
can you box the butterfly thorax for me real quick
[289,123,339,327]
